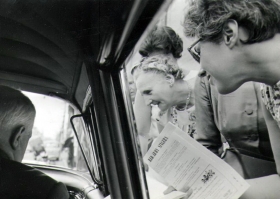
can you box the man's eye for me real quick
[143,90,152,95]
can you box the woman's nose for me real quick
[198,68,206,77]
[143,97,152,106]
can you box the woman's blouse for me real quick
[260,81,280,128]
[195,75,274,160]
[153,105,196,135]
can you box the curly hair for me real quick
[139,26,183,58]
[132,54,185,80]
[184,0,280,43]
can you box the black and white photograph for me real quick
[0,0,279,199]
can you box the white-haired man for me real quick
[0,85,69,199]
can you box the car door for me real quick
[84,1,174,198]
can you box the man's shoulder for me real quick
[0,157,69,199]
[0,157,54,180]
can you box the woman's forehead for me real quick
[135,72,163,90]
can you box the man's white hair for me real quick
[0,85,35,133]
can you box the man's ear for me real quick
[223,19,239,48]
[165,74,175,87]
[10,126,25,150]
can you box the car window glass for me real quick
[120,0,199,198]
[22,92,93,173]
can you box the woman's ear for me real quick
[10,126,25,150]
[238,26,250,43]
[223,19,239,48]
[165,74,175,87]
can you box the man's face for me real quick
[15,114,35,162]
[199,41,244,94]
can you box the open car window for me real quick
[120,0,200,198]
[22,91,94,174]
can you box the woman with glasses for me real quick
[132,26,197,156]
[184,0,280,198]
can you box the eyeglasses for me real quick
[187,38,201,63]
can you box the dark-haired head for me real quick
[139,26,183,58]
[184,0,280,43]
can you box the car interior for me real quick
[0,0,173,198]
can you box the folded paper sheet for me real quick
[144,122,249,199]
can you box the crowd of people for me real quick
[131,0,280,198]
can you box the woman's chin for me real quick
[158,104,167,112]
[217,84,240,95]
